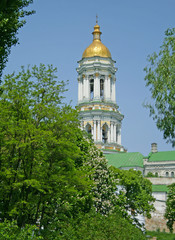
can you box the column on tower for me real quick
[100,123,102,142]
[104,75,107,101]
[106,75,111,101]
[93,120,97,141]
[82,75,85,100]
[78,78,83,102]
[94,73,100,100]
[114,78,116,102]
[111,77,116,102]
[97,120,101,142]
[110,121,114,143]
[114,123,116,143]
[84,75,90,100]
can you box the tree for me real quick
[0,220,43,240]
[0,63,145,238]
[53,210,146,240]
[0,64,153,238]
[111,167,155,227]
[0,64,93,230]
[0,0,34,80]
[144,28,175,147]
[80,140,119,215]
[165,183,175,233]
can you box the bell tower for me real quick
[77,21,124,151]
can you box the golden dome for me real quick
[82,24,111,59]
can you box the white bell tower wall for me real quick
[77,58,117,104]
[77,22,125,151]
[77,56,124,151]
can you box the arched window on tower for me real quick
[100,79,104,100]
[171,172,174,177]
[102,124,108,143]
[85,123,92,136]
[116,126,119,143]
[90,79,94,100]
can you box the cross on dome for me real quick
[96,14,98,24]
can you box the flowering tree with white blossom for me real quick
[79,139,119,215]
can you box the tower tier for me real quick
[77,22,125,152]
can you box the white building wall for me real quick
[77,57,124,150]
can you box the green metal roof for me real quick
[148,151,175,162]
[152,185,169,192]
[105,152,144,168]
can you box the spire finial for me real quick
[96,14,98,24]
[93,15,101,41]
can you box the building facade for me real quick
[144,143,175,178]
[77,22,124,151]
[106,143,175,232]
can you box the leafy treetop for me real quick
[110,167,155,228]
[144,28,175,147]
[165,183,175,233]
[0,64,93,229]
[0,0,34,80]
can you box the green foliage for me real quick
[165,183,175,233]
[46,211,146,240]
[79,139,119,215]
[0,0,34,79]
[146,172,159,177]
[146,172,155,177]
[111,167,155,227]
[147,230,175,240]
[0,215,146,240]
[0,220,43,239]
[144,28,175,147]
[0,64,93,230]
[0,63,152,238]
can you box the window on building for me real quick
[155,172,158,177]
[100,79,104,100]
[146,172,154,177]
[85,123,92,135]
[166,172,169,177]
[90,79,94,100]
[102,124,108,143]
[171,172,174,177]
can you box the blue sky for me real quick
[3,0,175,155]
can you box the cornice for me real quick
[77,56,116,64]
[79,109,124,121]
[77,101,118,108]
[77,64,116,75]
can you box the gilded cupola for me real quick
[82,22,111,59]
